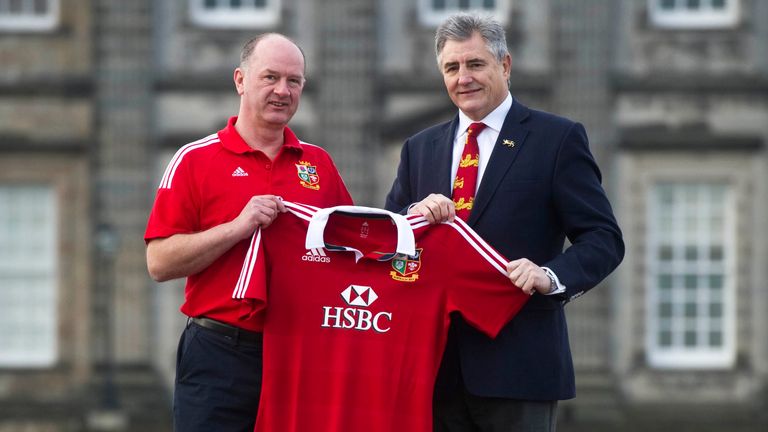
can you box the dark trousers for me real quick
[173,320,263,432]
[433,328,557,432]
[434,386,558,432]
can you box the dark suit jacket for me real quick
[384,100,624,400]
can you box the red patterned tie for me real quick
[452,122,486,221]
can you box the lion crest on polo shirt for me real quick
[296,161,320,190]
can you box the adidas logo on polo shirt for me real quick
[232,167,248,177]
[302,248,330,263]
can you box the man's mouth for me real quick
[458,88,481,96]
[268,101,289,108]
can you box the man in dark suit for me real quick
[384,13,624,432]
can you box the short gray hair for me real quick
[435,13,509,66]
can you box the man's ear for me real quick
[234,68,245,96]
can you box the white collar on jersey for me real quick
[305,205,416,262]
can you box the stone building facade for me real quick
[0,1,765,430]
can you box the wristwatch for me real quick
[544,269,557,294]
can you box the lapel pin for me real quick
[502,139,515,148]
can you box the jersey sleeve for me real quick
[232,228,268,319]
[439,219,530,338]
[144,148,201,242]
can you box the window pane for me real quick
[659,330,673,347]
[660,0,676,9]
[190,0,279,28]
[709,302,722,318]
[0,0,58,31]
[659,245,673,261]
[0,185,58,367]
[709,331,722,347]
[9,0,23,13]
[647,182,733,368]
[684,303,697,317]
[684,245,698,261]
[650,0,738,28]
[33,0,48,13]
[659,302,673,318]
[684,331,697,346]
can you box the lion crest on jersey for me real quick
[390,248,422,282]
[296,161,320,190]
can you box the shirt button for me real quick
[265,163,271,170]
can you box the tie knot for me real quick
[467,122,487,136]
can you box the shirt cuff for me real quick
[541,267,566,295]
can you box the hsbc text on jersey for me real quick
[320,284,392,333]
[320,306,392,333]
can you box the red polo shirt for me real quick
[145,117,353,330]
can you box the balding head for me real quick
[240,33,306,75]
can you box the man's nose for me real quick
[458,72,473,85]
[273,79,290,96]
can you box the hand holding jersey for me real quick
[409,193,551,296]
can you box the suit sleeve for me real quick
[546,122,624,301]
[384,138,414,214]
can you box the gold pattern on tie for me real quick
[452,122,486,221]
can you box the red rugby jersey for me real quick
[144,117,352,330]
[234,202,529,432]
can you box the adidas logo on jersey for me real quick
[232,167,248,177]
[302,248,330,263]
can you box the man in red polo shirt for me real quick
[144,33,352,432]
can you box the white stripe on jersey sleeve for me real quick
[284,201,319,222]
[233,228,262,299]
[446,218,509,276]
[159,134,219,189]
[408,216,509,276]
[233,201,319,299]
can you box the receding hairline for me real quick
[239,33,306,73]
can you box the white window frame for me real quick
[649,0,740,29]
[0,184,59,368]
[0,0,59,32]
[645,182,736,369]
[189,0,281,29]
[419,0,510,27]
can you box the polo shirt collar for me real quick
[217,116,304,155]
[305,206,416,262]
